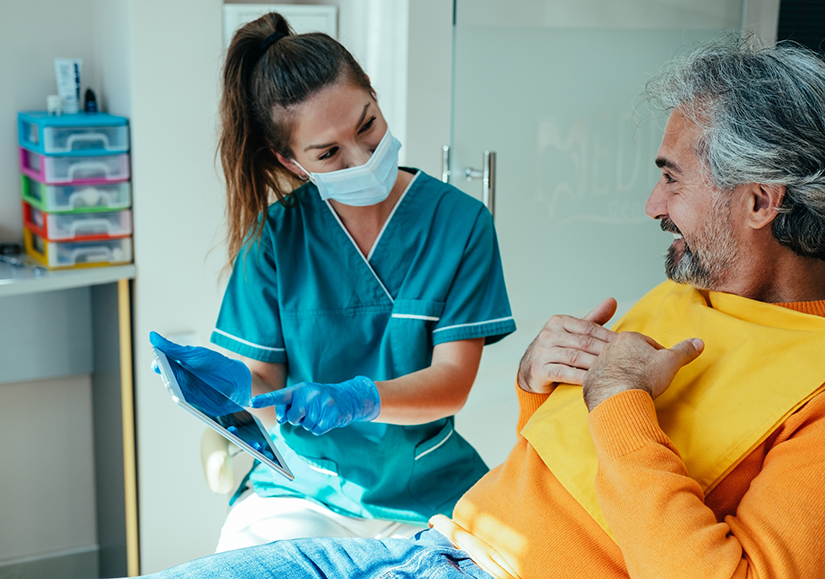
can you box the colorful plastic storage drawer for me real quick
[21,175,131,213]
[24,227,132,269]
[20,148,130,185]
[23,202,132,241]
[18,111,129,156]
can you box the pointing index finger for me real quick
[250,387,292,408]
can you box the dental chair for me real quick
[200,428,236,494]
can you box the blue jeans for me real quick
[141,528,494,579]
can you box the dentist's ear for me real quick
[275,151,309,180]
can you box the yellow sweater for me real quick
[431,297,825,579]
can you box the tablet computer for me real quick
[152,347,294,482]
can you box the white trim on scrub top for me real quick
[390,313,441,321]
[432,316,515,334]
[212,328,286,352]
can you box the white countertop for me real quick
[0,256,135,298]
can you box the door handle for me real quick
[464,151,496,219]
[441,145,451,183]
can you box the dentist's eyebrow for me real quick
[304,103,371,152]
[354,102,370,131]
[656,157,682,173]
[305,141,336,151]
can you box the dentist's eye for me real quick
[359,117,376,134]
[662,172,675,184]
[318,147,338,161]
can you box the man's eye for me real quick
[663,173,675,184]
[359,117,376,134]
[319,147,338,161]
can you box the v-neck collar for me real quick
[324,200,395,303]
[319,170,421,305]
[367,171,420,261]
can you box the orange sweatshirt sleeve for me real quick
[514,380,553,432]
[589,389,825,579]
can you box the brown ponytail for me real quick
[218,12,372,269]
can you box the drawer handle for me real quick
[68,188,114,209]
[70,247,112,263]
[69,218,115,236]
[65,133,111,150]
[67,162,111,180]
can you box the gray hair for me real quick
[645,34,825,260]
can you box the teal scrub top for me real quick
[211,170,516,524]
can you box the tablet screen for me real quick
[152,348,293,481]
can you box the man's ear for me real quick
[745,183,785,230]
[274,151,307,180]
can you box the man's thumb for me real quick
[583,297,618,327]
[670,338,704,366]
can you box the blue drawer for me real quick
[18,111,129,157]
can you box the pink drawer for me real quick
[19,147,130,185]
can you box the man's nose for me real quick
[646,181,667,219]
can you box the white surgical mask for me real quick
[293,126,401,207]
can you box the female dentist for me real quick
[150,11,515,550]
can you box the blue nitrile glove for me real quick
[249,376,381,436]
[150,331,252,417]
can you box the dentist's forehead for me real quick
[289,83,376,150]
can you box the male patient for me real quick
[142,38,825,579]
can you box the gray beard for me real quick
[664,243,716,289]
[663,192,738,291]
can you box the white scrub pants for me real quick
[215,491,427,552]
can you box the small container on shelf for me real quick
[19,148,130,185]
[21,175,131,213]
[23,201,132,242]
[18,111,129,156]
[24,227,133,270]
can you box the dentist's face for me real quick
[281,81,387,176]
[645,110,739,290]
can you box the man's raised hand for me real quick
[517,298,619,394]
[582,332,704,411]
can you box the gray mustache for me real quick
[660,218,682,236]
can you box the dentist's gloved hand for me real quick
[250,376,381,436]
[150,331,252,416]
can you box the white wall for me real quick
[92,0,135,118]
[404,0,453,177]
[0,0,100,568]
[0,0,100,241]
[127,0,232,572]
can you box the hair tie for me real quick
[258,30,285,59]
